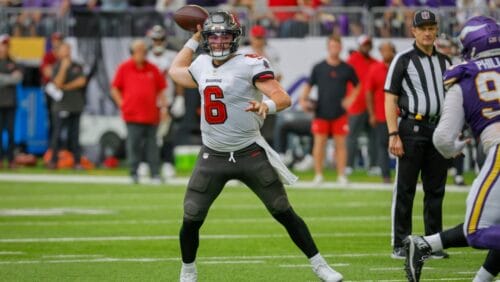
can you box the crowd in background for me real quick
[0,0,498,38]
[0,1,490,185]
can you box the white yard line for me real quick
[42,254,104,258]
[0,214,466,227]
[0,232,391,243]
[369,266,434,271]
[0,216,392,226]
[0,251,484,268]
[351,279,473,282]
[199,260,265,265]
[0,173,470,192]
[0,257,179,265]
[0,251,24,255]
[0,233,489,247]
[279,263,349,268]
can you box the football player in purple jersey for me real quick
[402,16,500,282]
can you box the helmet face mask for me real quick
[202,11,242,60]
[206,32,235,60]
[459,16,500,60]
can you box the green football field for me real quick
[0,178,489,282]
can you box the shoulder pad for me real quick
[240,54,273,73]
[443,61,472,89]
[241,53,268,65]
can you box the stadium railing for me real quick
[0,7,70,37]
[1,6,499,39]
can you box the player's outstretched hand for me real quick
[246,100,269,119]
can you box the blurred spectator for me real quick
[129,0,156,7]
[0,1,22,7]
[11,10,38,37]
[456,0,495,28]
[186,0,226,6]
[48,42,87,169]
[346,35,378,175]
[100,0,128,11]
[273,109,313,169]
[378,0,410,37]
[435,33,460,63]
[40,32,64,137]
[65,0,98,11]
[269,0,312,38]
[0,35,23,169]
[146,25,183,179]
[299,35,360,185]
[239,25,282,81]
[155,0,185,12]
[111,39,167,184]
[367,0,386,8]
[41,32,64,85]
[341,0,367,35]
[12,0,67,37]
[365,41,396,183]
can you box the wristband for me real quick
[263,100,277,114]
[184,38,199,52]
[388,131,399,137]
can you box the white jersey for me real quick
[189,53,275,152]
[147,49,177,101]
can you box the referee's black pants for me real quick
[392,118,449,248]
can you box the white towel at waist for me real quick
[255,136,298,185]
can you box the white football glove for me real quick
[170,96,185,118]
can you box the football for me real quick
[173,5,209,32]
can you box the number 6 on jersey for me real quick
[203,85,228,124]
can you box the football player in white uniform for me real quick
[169,11,343,282]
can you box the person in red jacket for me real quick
[346,35,378,175]
[111,39,167,184]
[365,41,396,183]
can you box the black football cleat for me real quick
[403,236,432,282]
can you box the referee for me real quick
[384,9,451,259]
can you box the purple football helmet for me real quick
[459,16,500,60]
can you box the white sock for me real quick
[423,234,443,252]
[473,267,495,282]
[182,262,196,273]
[309,253,326,268]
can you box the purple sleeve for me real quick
[443,62,469,87]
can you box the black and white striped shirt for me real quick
[384,43,451,117]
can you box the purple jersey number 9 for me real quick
[476,71,500,119]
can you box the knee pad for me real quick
[184,200,207,221]
[269,195,291,214]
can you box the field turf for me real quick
[0,177,489,282]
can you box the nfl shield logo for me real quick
[422,11,430,19]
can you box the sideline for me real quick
[0,173,470,192]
